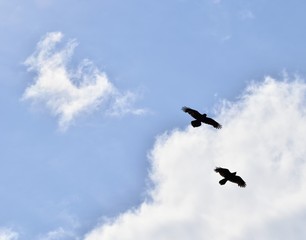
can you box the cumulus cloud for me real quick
[84,77,306,240]
[0,228,18,240]
[23,32,146,130]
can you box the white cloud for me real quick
[23,32,145,131]
[0,228,18,240]
[107,91,148,116]
[84,77,306,240]
[38,227,77,240]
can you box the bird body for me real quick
[182,106,222,129]
[214,167,246,187]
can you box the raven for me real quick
[214,167,246,188]
[182,106,222,129]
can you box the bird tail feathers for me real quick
[191,120,201,127]
[219,179,227,185]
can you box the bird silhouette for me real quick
[182,106,222,129]
[214,167,246,187]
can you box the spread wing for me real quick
[182,106,202,120]
[203,117,222,129]
[231,175,246,187]
[214,167,231,178]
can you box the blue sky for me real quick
[1,0,306,239]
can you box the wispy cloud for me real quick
[84,77,306,240]
[23,32,146,131]
[212,0,222,4]
[240,10,255,20]
[220,35,232,43]
[0,228,18,240]
[107,91,148,116]
[38,227,77,240]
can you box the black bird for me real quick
[214,167,246,188]
[182,106,222,129]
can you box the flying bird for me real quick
[182,106,222,129]
[214,167,246,188]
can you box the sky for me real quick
[1,0,306,239]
